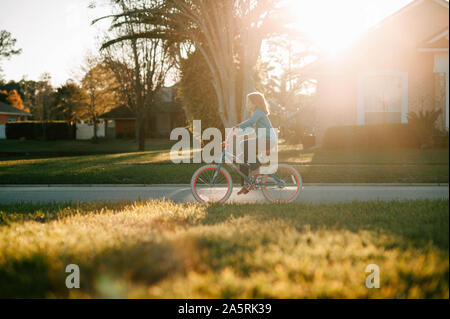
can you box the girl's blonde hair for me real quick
[247,92,270,115]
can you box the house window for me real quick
[8,116,17,122]
[358,71,408,125]
[364,75,402,124]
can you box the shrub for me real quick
[116,130,135,139]
[302,134,315,149]
[322,124,419,150]
[408,109,442,149]
[5,122,42,140]
[433,132,449,149]
[5,121,73,140]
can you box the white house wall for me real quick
[76,123,105,140]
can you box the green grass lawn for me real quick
[0,139,448,184]
[0,200,447,298]
[0,138,174,156]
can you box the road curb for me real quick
[0,183,448,187]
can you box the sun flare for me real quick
[287,0,413,55]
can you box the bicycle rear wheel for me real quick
[261,164,302,203]
[191,165,233,204]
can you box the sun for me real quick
[286,0,413,56]
[286,0,368,55]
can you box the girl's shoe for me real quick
[237,185,250,195]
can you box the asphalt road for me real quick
[0,184,448,204]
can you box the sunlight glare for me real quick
[287,0,413,56]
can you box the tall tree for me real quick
[0,30,22,78]
[4,89,27,111]
[257,34,317,144]
[97,0,293,127]
[34,73,54,140]
[96,0,175,150]
[52,80,87,123]
[261,35,316,107]
[1,78,50,118]
[0,89,23,109]
[167,0,287,126]
[179,50,223,133]
[34,73,54,120]
[18,78,38,116]
[81,55,119,142]
[0,30,22,59]
[0,90,9,105]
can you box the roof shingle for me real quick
[0,101,32,116]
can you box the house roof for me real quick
[0,101,32,117]
[371,0,448,31]
[153,101,183,113]
[101,86,184,120]
[100,105,135,120]
[418,27,449,50]
[101,101,183,120]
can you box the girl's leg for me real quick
[239,138,262,184]
[239,165,249,186]
[237,138,262,194]
[251,138,273,174]
[239,139,250,186]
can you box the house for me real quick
[101,86,186,138]
[307,0,449,145]
[0,100,32,124]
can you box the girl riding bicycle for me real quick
[235,92,278,195]
[190,93,301,204]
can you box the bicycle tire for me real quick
[191,165,234,204]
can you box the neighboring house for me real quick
[307,0,449,145]
[75,122,106,140]
[0,101,32,124]
[100,106,136,138]
[101,86,186,138]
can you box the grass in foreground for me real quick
[0,200,448,298]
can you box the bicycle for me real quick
[190,128,303,204]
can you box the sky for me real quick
[0,0,111,86]
[0,0,413,87]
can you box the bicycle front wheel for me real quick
[191,165,233,204]
[261,164,302,203]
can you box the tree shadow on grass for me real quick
[0,202,135,226]
[5,150,202,185]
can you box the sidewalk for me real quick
[0,184,448,204]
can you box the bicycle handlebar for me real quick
[223,127,237,148]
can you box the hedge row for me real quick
[322,124,420,149]
[5,122,75,140]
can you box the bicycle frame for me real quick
[210,129,285,188]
